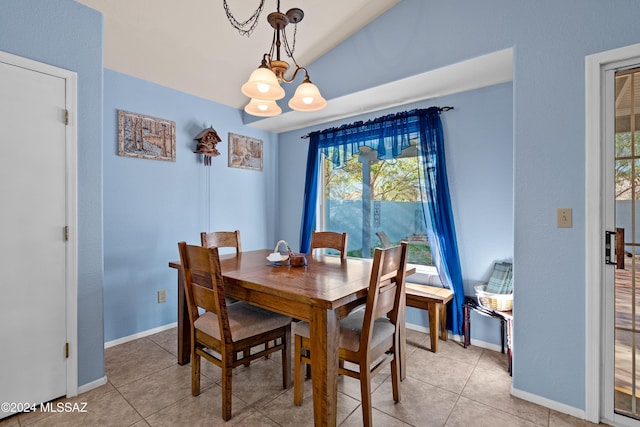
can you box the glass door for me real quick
[614,67,640,419]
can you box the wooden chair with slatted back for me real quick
[293,242,408,427]
[178,242,292,421]
[309,231,348,261]
[200,230,242,254]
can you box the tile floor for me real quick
[1,327,605,426]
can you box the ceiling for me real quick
[75,0,512,132]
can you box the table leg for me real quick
[507,318,513,376]
[440,304,448,341]
[177,271,190,365]
[463,304,471,348]
[500,319,506,354]
[310,307,339,427]
[427,302,439,352]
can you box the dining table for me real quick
[169,248,410,427]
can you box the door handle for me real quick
[605,231,616,265]
[605,228,625,269]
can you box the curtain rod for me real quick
[299,106,454,139]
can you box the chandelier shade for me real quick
[241,66,285,100]
[224,0,326,117]
[244,98,282,117]
[288,79,327,112]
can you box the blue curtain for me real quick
[299,107,465,334]
[299,136,320,253]
[416,109,465,335]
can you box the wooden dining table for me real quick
[169,248,409,427]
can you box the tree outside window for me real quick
[322,151,433,265]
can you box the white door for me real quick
[0,55,73,418]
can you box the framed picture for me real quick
[118,110,176,161]
[228,133,263,171]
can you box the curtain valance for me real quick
[309,107,440,168]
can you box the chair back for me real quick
[310,231,348,261]
[360,242,408,352]
[178,242,232,343]
[200,230,242,254]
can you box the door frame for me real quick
[586,43,640,425]
[0,50,78,397]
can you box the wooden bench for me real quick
[405,283,454,353]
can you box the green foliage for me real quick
[348,241,433,265]
[615,132,640,200]
[325,154,421,202]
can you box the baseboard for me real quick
[104,322,177,349]
[77,376,107,394]
[405,321,503,353]
[511,385,586,420]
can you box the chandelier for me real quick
[224,0,327,117]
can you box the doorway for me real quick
[586,43,640,427]
[0,51,78,419]
[612,67,640,421]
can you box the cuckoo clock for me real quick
[193,126,221,166]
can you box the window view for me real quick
[321,150,433,266]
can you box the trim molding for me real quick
[77,376,107,395]
[511,386,586,420]
[104,322,177,349]
[405,322,504,353]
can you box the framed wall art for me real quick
[228,133,263,171]
[118,110,176,161]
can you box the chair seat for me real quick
[194,302,291,342]
[293,309,395,352]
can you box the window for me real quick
[319,149,434,266]
[301,107,463,333]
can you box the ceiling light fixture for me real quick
[224,0,327,117]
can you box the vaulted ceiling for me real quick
[75,1,513,132]
[75,0,400,110]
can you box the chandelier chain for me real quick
[223,0,265,37]
[282,25,298,65]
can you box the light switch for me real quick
[557,208,572,228]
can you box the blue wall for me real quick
[0,0,104,386]
[273,0,640,411]
[103,70,277,342]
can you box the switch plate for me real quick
[157,290,166,303]
[557,208,572,228]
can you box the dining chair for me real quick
[292,242,408,427]
[309,231,348,261]
[200,230,242,254]
[177,242,292,421]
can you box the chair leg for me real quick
[359,364,373,427]
[391,351,401,403]
[282,326,291,389]
[191,351,201,396]
[305,358,312,379]
[293,334,304,406]
[243,348,251,367]
[221,352,233,421]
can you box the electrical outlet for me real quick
[557,208,572,228]
[157,290,166,303]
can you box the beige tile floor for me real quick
[1,327,605,427]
